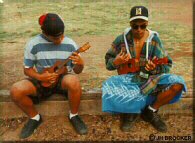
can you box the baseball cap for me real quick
[129,6,148,22]
[39,13,65,37]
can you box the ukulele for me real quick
[117,57,169,75]
[41,42,91,87]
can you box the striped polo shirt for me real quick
[24,34,78,73]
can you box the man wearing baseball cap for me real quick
[10,13,88,138]
[102,6,186,133]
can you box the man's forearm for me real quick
[24,67,41,80]
[106,58,118,71]
[105,47,118,71]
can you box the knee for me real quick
[62,75,81,90]
[171,83,183,93]
[10,84,24,101]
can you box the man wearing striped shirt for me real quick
[10,13,87,138]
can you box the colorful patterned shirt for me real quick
[105,28,172,75]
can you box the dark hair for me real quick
[39,13,65,37]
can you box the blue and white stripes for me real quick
[24,34,78,73]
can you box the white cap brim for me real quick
[130,16,148,22]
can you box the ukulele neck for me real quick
[55,49,80,71]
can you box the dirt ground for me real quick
[0,114,193,142]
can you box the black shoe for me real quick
[141,106,167,132]
[20,115,42,139]
[120,113,138,132]
[69,115,88,135]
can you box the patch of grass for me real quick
[166,47,174,51]
[0,0,192,42]
[0,0,192,90]
[151,22,191,43]
[0,3,3,85]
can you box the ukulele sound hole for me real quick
[128,63,132,68]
